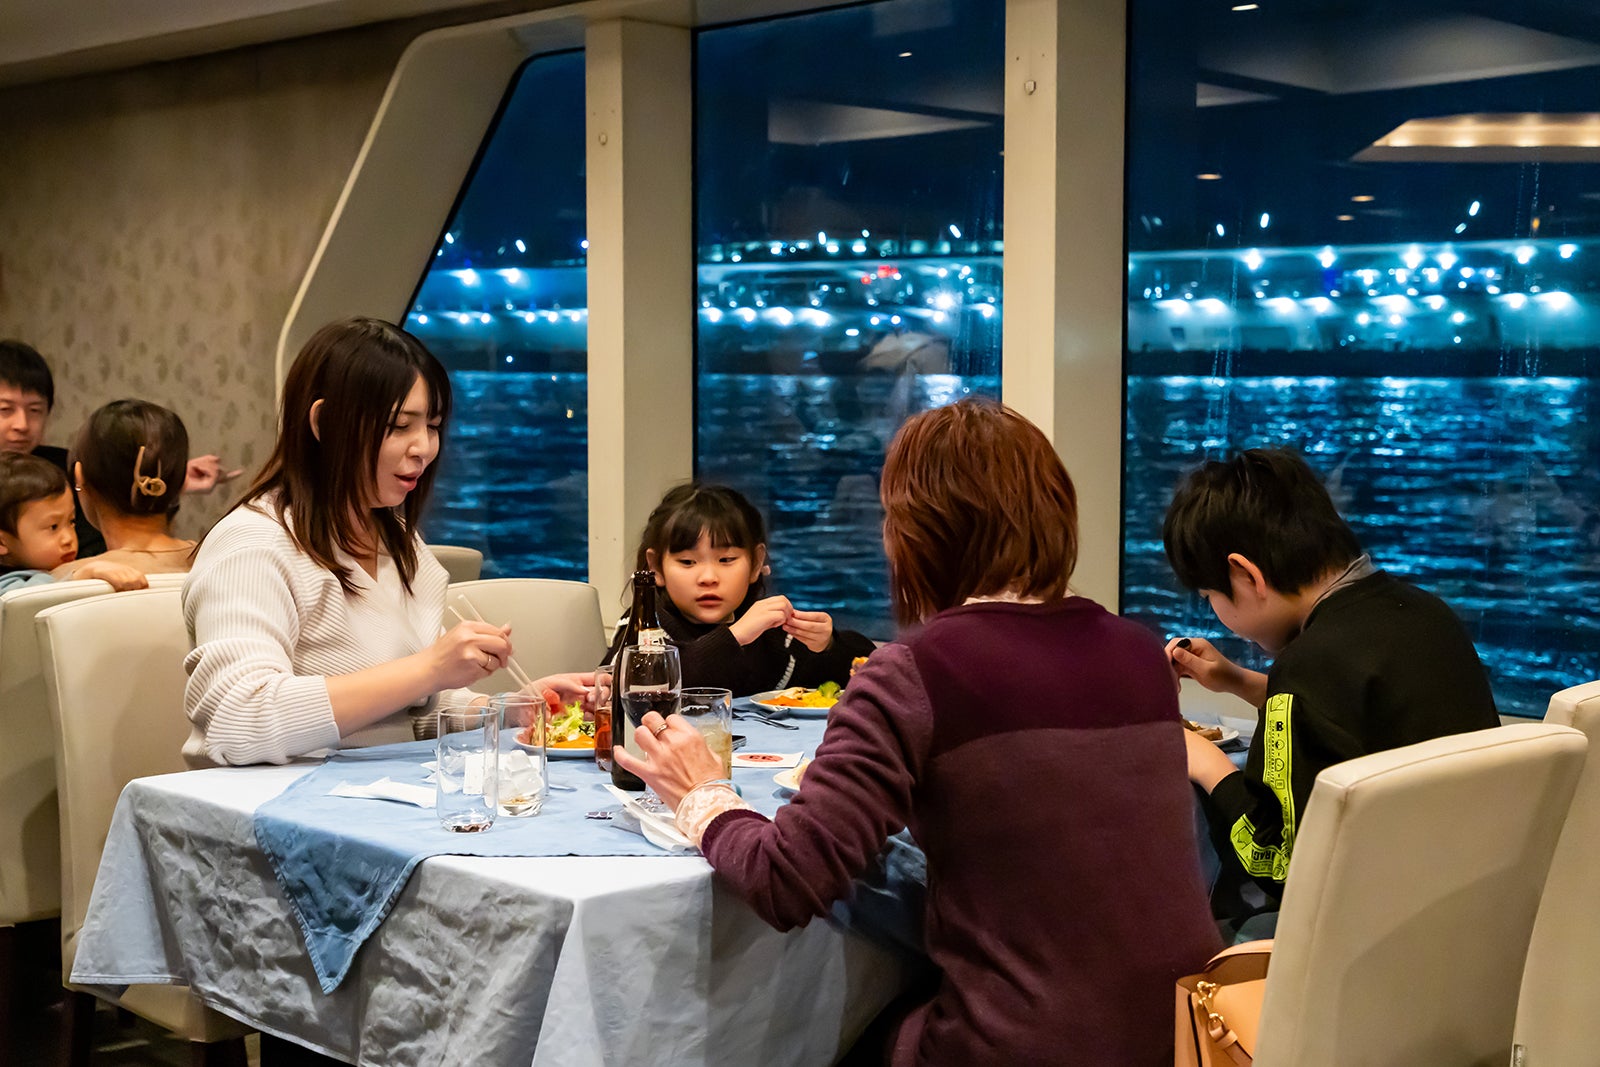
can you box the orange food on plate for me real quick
[765,686,839,709]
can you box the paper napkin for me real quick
[328,778,436,808]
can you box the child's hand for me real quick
[1165,636,1232,688]
[729,595,793,646]
[1165,636,1267,707]
[72,560,150,592]
[783,609,834,653]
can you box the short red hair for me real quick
[880,399,1078,625]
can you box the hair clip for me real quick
[131,445,167,505]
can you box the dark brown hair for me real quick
[225,317,451,595]
[635,482,769,598]
[1163,448,1362,595]
[0,452,70,535]
[70,399,189,521]
[880,399,1078,625]
[0,340,54,410]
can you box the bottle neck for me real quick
[631,571,663,649]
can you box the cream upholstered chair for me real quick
[1510,682,1600,1065]
[1248,724,1585,1067]
[445,578,608,695]
[429,544,484,584]
[0,579,116,1050]
[36,587,250,1062]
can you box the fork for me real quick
[733,709,799,730]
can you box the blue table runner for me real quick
[254,711,828,992]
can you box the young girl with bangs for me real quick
[604,482,875,697]
[183,317,588,767]
[615,400,1220,1067]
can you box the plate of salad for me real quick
[749,682,842,717]
[517,700,595,758]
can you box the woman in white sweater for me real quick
[182,317,587,767]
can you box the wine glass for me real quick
[616,642,681,809]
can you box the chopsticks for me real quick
[448,595,535,691]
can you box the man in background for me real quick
[0,339,239,557]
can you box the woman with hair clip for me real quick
[615,399,1220,1066]
[183,316,588,768]
[52,399,195,579]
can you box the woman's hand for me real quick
[70,560,150,592]
[612,711,726,809]
[1165,636,1267,706]
[729,595,793,646]
[426,621,512,690]
[783,608,834,653]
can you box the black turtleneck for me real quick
[604,591,877,697]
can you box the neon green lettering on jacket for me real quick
[1230,692,1295,883]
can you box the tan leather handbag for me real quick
[1174,940,1271,1067]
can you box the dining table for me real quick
[68,706,917,1066]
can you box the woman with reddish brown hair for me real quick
[617,399,1220,1066]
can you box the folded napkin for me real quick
[328,778,434,807]
[602,785,696,853]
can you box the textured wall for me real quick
[0,17,480,535]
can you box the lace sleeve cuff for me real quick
[674,780,751,846]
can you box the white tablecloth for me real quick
[70,764,912,1066]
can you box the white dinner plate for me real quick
[1193,726,1240,746]
[773,766,804,793]
[515,735,596,759]
[748,689,836,718]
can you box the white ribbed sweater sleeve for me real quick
[181,504,452,767]
[182,511,344,766]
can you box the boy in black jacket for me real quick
[1162,448,1498,931]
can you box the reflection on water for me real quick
[1124,375,1600,717]
[424,369,1600,718]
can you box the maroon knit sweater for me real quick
[702,597,1222,1066]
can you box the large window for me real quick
[694,0,1005,637]
[407,52,588,580]
[1122,0,1600,715]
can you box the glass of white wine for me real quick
[678,687,733,778]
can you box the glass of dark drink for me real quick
[616,642,681,800]
[593,662,615,772]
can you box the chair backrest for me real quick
[0,579,114,925]
[36,587,193,967]
[1255,723,1586,1067]
[1511,682,1600,1064]
[444,578,607,695]
[430,544,484,585]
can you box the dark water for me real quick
[1124,375,1600,717]
[425,369,1600,717]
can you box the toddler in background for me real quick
[0,453,146,593]
[606,483,876,696]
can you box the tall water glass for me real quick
[498,691,546,817]
[436,703,501,833]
